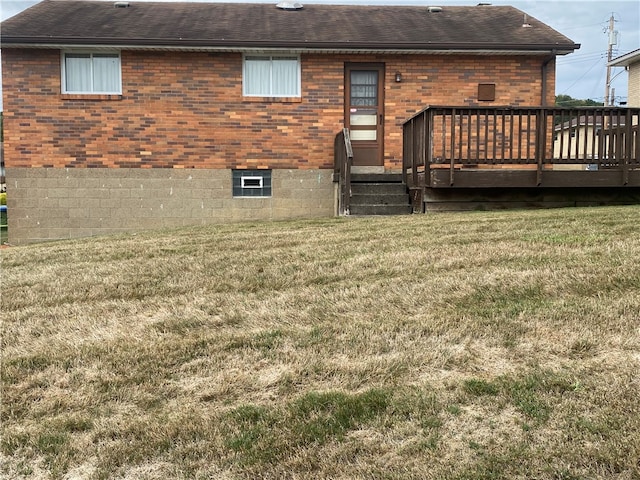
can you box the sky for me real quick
[1,0,639,105]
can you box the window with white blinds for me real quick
[62,52,121,94]
[243,55,300,97]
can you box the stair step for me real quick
[351,173,403,183]
[342,174,412,216]
[351,183,408,195]
[350,204,412,215]
[351,193,411,205]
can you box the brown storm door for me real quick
[345,64,384,166]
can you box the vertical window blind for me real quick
[64,53,121,93]
[244,56,299,97]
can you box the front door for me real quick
[345,64,384,167]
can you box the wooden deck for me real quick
[403,106,640,191]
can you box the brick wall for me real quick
[2,49,554,171]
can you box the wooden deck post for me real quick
[535,109,546,186]
[623,109,632,186]
[450,108,456,186]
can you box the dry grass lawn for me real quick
[2,206,640,479]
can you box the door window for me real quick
[350,70,379,141]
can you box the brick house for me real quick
[1,0,580,243]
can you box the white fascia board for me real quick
[609,48,640,67]
[4,43,570,56]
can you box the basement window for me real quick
[233,169,272,197]
[62,51,122,94]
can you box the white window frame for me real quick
[233,170,272,198]
[61,51,122,94]
[242,54,301,97]
[241,176,264,189]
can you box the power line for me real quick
[558,57,604,97]
[558,54,608,66]
[557,22,608,31]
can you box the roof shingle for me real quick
[0,0,579,53]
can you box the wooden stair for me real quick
[349,174,412,215]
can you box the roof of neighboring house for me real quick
[0,0,580,54]
[609,48,640,67]
[555,114,626,132]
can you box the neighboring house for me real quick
[553,114,625,163]
[610,48,640,108]
[1,0,580,243]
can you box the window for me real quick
[233,170,272,197]
[243,55,300,97]
[350,71,378,106]
[62,52,121,94]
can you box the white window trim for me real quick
[241,176,264,189]
[233,169,272,198]
[242,54,301,97]
[61,50,122,94]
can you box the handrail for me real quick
[334,128,353,215]
[402,106,640,189]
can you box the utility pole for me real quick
[604,14,617,106]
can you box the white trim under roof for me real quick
[609,48,640,67]
[2,43,575,56]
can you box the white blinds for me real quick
[65,54,92,92]
[245,57,272,96]
[271,57,299,96]
[92,54,120,92]
[245,56,299,96]
[350,71,378,106]
[64,53,120,93]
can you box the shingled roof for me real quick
[1,0,579,54]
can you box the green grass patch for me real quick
[0,209,7,245]
[463,378,500,397]
[223,388,392,466]
[499,371,575,425]
[454,283,549,321]
[226,329,284,353]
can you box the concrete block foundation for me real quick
[6,168,336,243]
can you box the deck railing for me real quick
[334,128,353,215]
[403,106,640,188]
